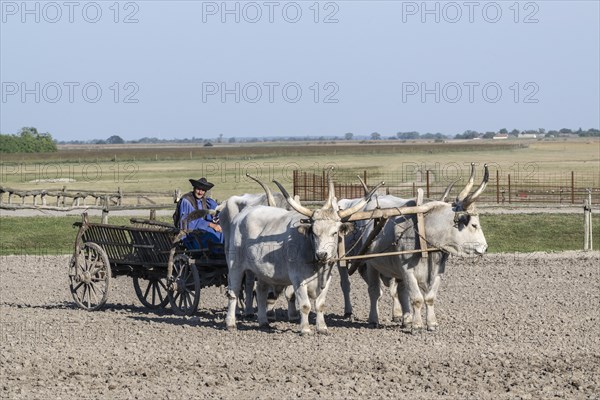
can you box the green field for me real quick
[1,139,598,255]
[0,214,597,256]
[1,139,598,199]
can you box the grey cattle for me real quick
[223,170,382,334]
[351,164,489,330]
[217,175,297,319]
[337,180,458,322]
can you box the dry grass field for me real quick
[1,139,598,200]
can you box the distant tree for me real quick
[421,132,445,140]
[579,128,600,137]
[482,132,496,139]
[396,131,420,140]
[218,134,223,144]
[559,128,572,134]
[455,130,479,140]
[538,128,546,135]
[510,129,520,136]
[228,137,236,143]
[203,141,213,147]
[106,135,125,144]
[344,132,353,140]
[499,128,508,134]
[0,127,57,153]
[370,132,381,140]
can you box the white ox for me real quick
[337,181,458,322]
[223,171,381,334]
[217,175,297,319]
[345,164,489,330]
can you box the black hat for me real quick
[189,177,214,191]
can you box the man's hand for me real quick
[209,222,222,233]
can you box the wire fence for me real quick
[292,169,600,205]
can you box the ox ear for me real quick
[453,211,471,227]
[297,223,311,236]
[339,222,355,236]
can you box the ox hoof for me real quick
[258,323,272,331]
[368,322,381,329]
[317,328,330,335]
[343,312,353,319]
[226,325,237,332]
[299,329,312,336]
[427,324,438,332]
[392,316,403,323]
[288,314,300,322]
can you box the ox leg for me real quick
[398,278,413,329]
[255,281,270,328]
[366,266,383,327]
[381,275,403,323]
[424,275,441,331]
[267,285,285,322]
[243,270,256,318]
[315,275,333,334]
[403,267,425,331]
[284,285,300,321]
[338,265,353,319]
[294,283,312,335]
[225,268,244,331]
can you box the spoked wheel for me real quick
[168,254,201,316]
[69,242,111,311]
[133,276,169,309]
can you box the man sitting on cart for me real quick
[175,177,223,253]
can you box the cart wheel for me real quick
[133,276,169,309]
[69,242,111,311]
[168,254,201,316]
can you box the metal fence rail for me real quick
[293,170,600,205]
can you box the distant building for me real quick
[493,134,509,140]
[518,133,537,139]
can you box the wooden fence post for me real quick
[101,195,110,224]
[293,170,297,197]
[496,169,500,204]
[508,174,511,203]
[584,189,593,251]
[426,170,430,199]
[571,171,575,204]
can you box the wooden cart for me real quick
[68,213,227,316]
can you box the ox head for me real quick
[425,163,489,257]
[274,168,383,265]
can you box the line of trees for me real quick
[455,128,600,140]
[0,127,57,153]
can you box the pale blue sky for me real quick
[1,0,599,141]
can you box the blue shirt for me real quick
[178,195,219,231]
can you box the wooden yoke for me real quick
[416,188,428,259]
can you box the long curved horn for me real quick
[463,164,489,207]
[246,173,276,207]
[456,163,476,202]
[273,180,314,217]
[323,167,336,209]
[440,178,460,202]
[357,175,369,195]
[338,181,385,220]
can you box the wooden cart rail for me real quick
[69,213,225,316]
[73,220,178,267]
